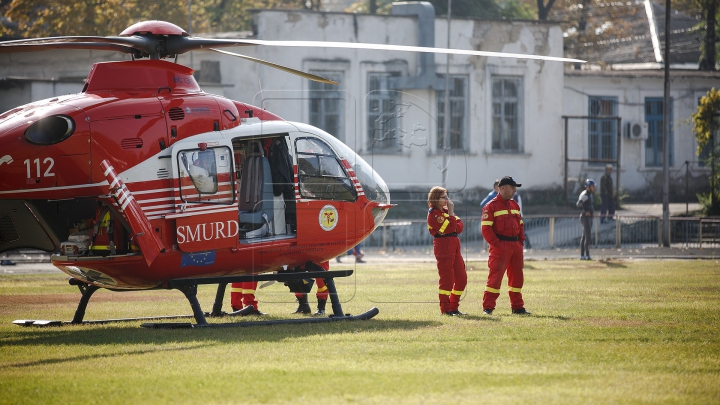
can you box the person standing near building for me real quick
[600,165,615,223]
[427,186,467,316]
[577,179,596,260]
[480,176,529,315]
[480,179,500,208]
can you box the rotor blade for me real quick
[0,42,134,54]
[209,48,339,85]
[166,37,256,54]
[0,36,153,54]
[229,39,586,64]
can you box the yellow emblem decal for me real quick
[437,216,444,223]
[319,205,339,231]
[483,212,488,219]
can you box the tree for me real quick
[692,88,720,215]
[536,0,556,21]
[1,0,316,38]
[347,0,534,20]
[672,0,719,70]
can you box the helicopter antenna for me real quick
[258,77,266,110]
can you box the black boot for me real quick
[292,294,311,314]
[314,298,327,316]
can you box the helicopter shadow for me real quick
[3,318,436,352]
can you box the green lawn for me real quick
[1,259,719,404]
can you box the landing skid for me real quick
[142,307,380,329]
[13,269,379,328]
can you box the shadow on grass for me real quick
[2,318,436,349]
[598,260,628,268]
[6,344,210,369]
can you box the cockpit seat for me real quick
[238,155,275,235]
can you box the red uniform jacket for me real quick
[481,196,525,245]
[427,207,464,237]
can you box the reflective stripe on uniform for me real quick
[230,287,243,293]
[481,221,493,226]
[242,289,256,294]
[451,290,463,296]
[508,286,522,293]
[438,289,452,296]
[485,286,500,293]
[438,219,450,233]
[443,213,449,217]
[494,210,509,217]
[317,286,328,293]
[510,210,520,215]
[454,216,460,220]
[428,225,432,230]
[520,220,524,224]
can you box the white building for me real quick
[1,2,717,203]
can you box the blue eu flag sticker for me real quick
[180,251,216,267]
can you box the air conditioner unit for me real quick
[625,121,648,140]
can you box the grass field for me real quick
[1,259,719,404]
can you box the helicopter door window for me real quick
[178,146,234,204]
[295,137,356,202]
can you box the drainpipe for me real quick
[389,2,446,90]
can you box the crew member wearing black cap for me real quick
[480,176,530,315]
[427,186,467,316]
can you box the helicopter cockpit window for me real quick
[295,137,356,202]
[320,134,390,204]
[178,146,234,204]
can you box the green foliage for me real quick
[692,88,720,215]
[0,0,310,37]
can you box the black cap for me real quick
[498,176,521,188]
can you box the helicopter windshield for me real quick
[320,136,390,205]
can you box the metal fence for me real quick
[368,216,720,250]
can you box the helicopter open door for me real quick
[169,139,238,253]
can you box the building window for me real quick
[645,97,673,167]
[309,71,344,139]
[588,96,617,165]
[491,76,522,152]
[367,72,401,152]
[437,75,467,151]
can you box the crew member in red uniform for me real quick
[293,261,331,315]
[230,281,265,315]
[480,176,530,315]
[427,186,467,316]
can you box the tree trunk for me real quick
[370,0,377,14]
[699,0,717,71]
[537,0,557,21]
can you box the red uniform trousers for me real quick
[230,281,258,311]
[483,240,524,311]
[433,236,467,313]
[295,261,330,300]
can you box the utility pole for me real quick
[662,0,670,246]
[442,0,452,188]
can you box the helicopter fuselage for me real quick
[0,59,390,289]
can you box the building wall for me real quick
[173,9,567,195]
[564,71,717,201]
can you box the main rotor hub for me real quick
[120,20,188,37]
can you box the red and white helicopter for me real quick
[0,20,582,328]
